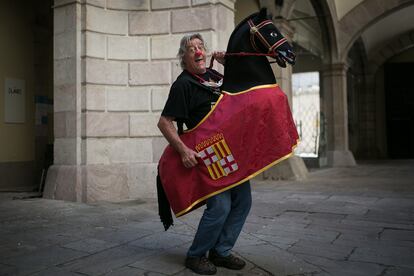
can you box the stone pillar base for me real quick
[327,150,357,167]
[258,156,308,181]
[43,165,82,201]
[43,163,158,203]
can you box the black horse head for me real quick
[248,8,296,67]
[222,8,296,93]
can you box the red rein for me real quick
[208,52,277,69]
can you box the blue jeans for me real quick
[187,181,252,257]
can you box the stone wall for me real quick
[44,0,235,202]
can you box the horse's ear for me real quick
[258,8,267,19]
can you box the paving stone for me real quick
[1,229,83,258]
[244,266,273,276]
[339,218,412,230]
[360,210,414,225]
[167,223,197,236]
[256,222,340,243]
[236,243,321,275]
[327,195,380,205]
[62,238,119,254]
[30,266,82,276]
[297,254,385,276]
[1,161,414,275]
[60,244,156,275]
[308,202,369,216]
[384,266,414,276]
[0,241,40,259]
[0,263,17,276]
[286,193,330,201]
[243,220,270,234]
[87,226,154,244]
[129,232,193,250]
[308,211,348,220]
[105,266,165,275]
[374,198,414,209]
[333,234,414,250]
[333,228,385,243]
[287,240,355,260]
[252,233,298,250]
[252,202,312,213]
[128,220,169,232]
[306,212,347,227]
[307,223,382,242]
[251,188,291,200]
[277,210,311,220]
[249,202,302,218]
[349,245,414,268]
[380,228,414,242]
[246,213,278,226]
[129,245,187,274]
[1,245,88,275]
[237,231,269,247]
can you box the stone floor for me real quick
[1,160,413,276]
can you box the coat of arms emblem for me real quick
[195,133,238,180]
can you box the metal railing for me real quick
[294,104,320,157]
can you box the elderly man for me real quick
[157,33,252,275]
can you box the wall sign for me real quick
[4,78,26,123]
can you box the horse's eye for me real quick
[270,31,278,37]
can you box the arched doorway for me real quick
[288,0,330,167]
[384,49,414,158]
[343,3,414,160]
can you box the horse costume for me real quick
[158,9,298,229]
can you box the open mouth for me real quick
[195,57,204,63]
[273,49,296,68]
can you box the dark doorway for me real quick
[384,63,414,158]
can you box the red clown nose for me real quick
[195,50,203,57]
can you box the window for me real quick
[292,72,320,157]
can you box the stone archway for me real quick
[338,0,414,61]
[366,30,414,158]
[315,0,414,165]
[342,2,414,159]
[297,0,356,167]
[369,30,414,70]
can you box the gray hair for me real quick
[177,33,207,70]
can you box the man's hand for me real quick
[212,51,226,65]
[179,147,199,168]
[158,116,199,169]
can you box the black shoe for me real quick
[185,256,217,275]
[208,250,246,270]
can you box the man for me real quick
[157,33,252,275]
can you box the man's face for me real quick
[184,38,206,75]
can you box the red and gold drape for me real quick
[159,84,299,217]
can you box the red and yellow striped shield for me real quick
[196,133,238,180]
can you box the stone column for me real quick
[43,0,83,201]
[261,17,308,181]
[44,0,236,203]
[272,18,294,105]
[321,63,356,166]
[356,71,381,158]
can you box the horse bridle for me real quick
[247,19,287,54]
[208,18,288,68]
